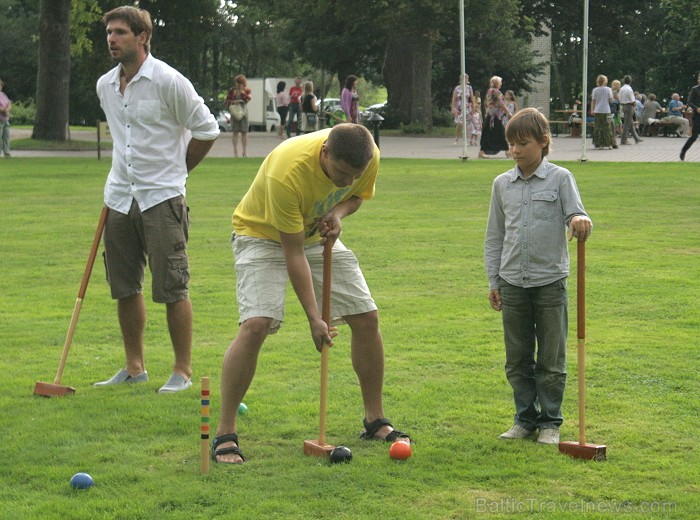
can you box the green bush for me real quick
[399,121,429,134]
[432,106,453,127]
[10,99,35,125]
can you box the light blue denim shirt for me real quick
[485,158,591,289]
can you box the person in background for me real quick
[276,81,290,140]
[590,74,617,149]
[0,79,11,158]
[680,73,700,161]
[619,75,643,145]
[287,77,303,137]
[225,74,252,157]
[610,80,622,137]
[502,90,518,127]
[300,80,319,134]
[667,92,690,138]
[451,74,473,144]
[639,93,663,136]
[210,124,412,464]
[479,76,513,159]
[485,108,592,446]
[341,75,360,124]
[94,6,219,393]
[470,90,483,147]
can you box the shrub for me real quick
[10,99,35,125]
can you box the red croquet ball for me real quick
[389,441,412,460]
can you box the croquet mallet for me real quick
[559,239,607,461]
[303,240,336,457]
[33,206,109,397]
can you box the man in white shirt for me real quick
[94,6,219,393]
[619,75,643,145]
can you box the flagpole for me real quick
[459,0,468,160]
[580,0,589,162]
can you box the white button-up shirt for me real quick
[97,54,219,214]
[618,84,635,105]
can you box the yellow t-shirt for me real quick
[233,129,379,244]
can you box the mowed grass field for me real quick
[0,157,698,519]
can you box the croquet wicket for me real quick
[200,377,210,474]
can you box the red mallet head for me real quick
[389,440,412,461]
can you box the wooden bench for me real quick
[641,119,678,137]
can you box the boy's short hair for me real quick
[103,6,153,54]
[505,108,551,157]
[326,124,375,169]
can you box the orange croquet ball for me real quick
[389,440,412,461]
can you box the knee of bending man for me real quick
[240,317,274,343]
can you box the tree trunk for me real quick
[382,30,433,128]
[33,0,71,141]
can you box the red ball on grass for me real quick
[389,440,412,460]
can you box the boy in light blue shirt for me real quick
[485,108,592,445]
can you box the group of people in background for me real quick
[589,73,700,160]
[225,74,362,157]
[451,74,519,158]
[452,71,700,163]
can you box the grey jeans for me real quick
[621,103,641,144]
[499,278,568,429]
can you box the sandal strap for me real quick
[361,417,412,443]
[212,446,245,461]
[212,433,239,448]
[385,429,411,442]
[211,433,245,462]
[362,417,393,439]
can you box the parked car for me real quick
[362,101,387,119]
[315,97,342,114]
[217,110,231,132]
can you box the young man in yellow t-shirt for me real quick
[212,124,412,463]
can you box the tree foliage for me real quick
[2,0,700,136]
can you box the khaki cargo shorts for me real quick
[103,197,189,304]
[232,234,377,333]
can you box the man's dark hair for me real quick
[623,75,632,85]
[326,124,375,169]
[103,6,153,54]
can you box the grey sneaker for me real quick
[498,424,537,440]
[537,427,560,445]
[158,373,192,394]
[94,369,148,386]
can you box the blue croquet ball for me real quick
[329,446,352,464]
[238,402,248,415]
[70,472,94,489]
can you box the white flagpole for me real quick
[459,0,468,160]
[580,0,589,162]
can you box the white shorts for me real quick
[231,234,377,333]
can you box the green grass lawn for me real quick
[0,158,698,519]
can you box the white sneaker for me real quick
[94,369,148,386]
[537,427,560,445]
[158,373,192,393]
[498,424,537,440]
